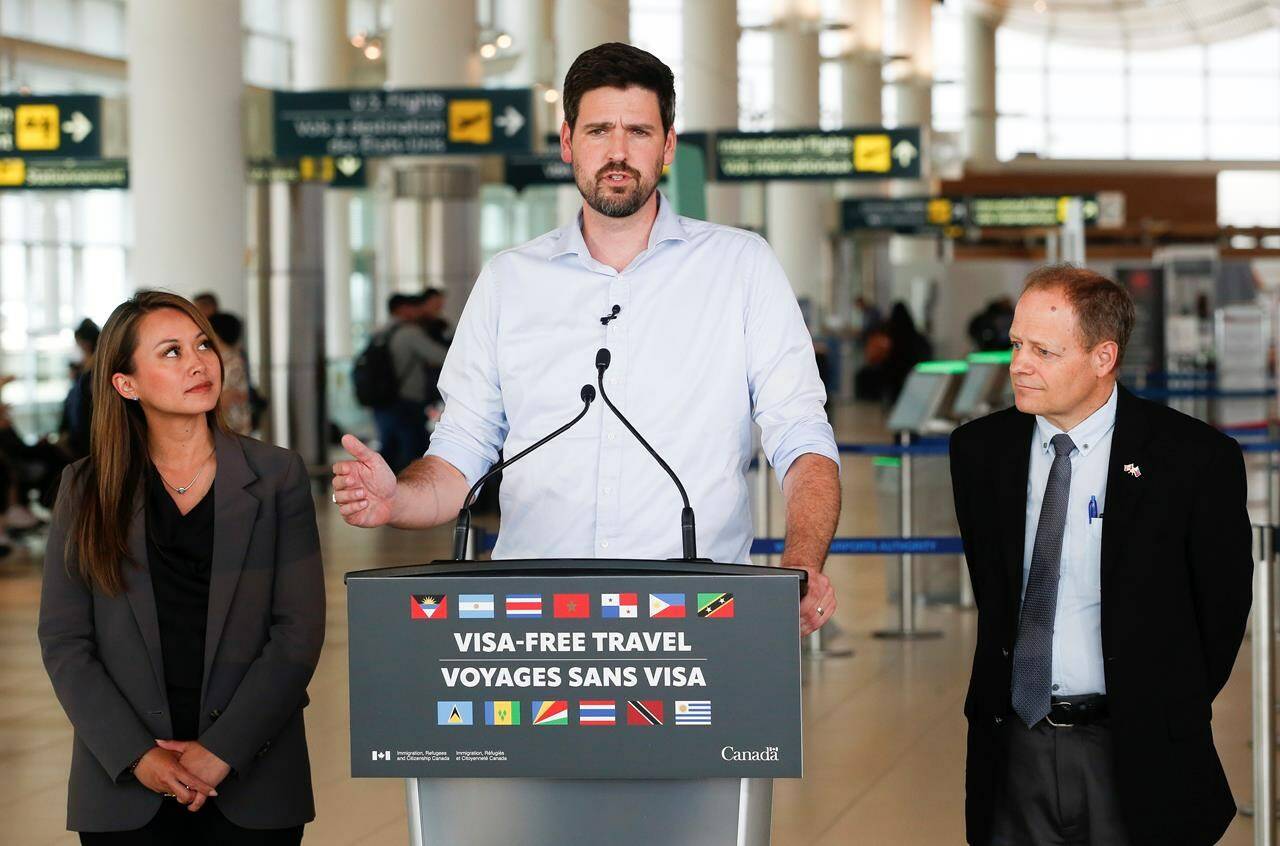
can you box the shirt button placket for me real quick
[596,274,629,555]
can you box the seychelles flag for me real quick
[532,700,569,725]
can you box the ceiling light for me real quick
[544,89,560,104]
[480,42,498,59]
[364,42,382,60]
[496,33,513,50]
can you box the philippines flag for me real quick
[505,594,542,618]
[601,593,638,618]
[648,593,685,618]
[579,700,616,725]
[554,593,590,618]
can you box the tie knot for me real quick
[1051,433,1075,457]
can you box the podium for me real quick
[345,559,806,846]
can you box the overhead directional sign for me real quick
[505,153,574,191]
[248,155,367,187]
[963,194,1101,228]
[711,127,921,182]
[273,88,534,157]
[0,157,126,190]
[0,96,101,158]
[841,194,1105,232]
[841,197,955,232]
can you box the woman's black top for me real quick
[145,466,215,741]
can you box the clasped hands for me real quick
[133,740,230,812]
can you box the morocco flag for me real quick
[554,593,590,618]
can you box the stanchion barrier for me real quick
[1242,525,1276,846]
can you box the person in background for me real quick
[418,288,452,349]
[374,293,446,474]
[62,318,101,461]
[208,312,252,436]
[883,302,933,403]
[192,292,219,321]
[39,290,325,844]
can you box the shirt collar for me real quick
[1034,383,1119,457]
[548,190,689,263]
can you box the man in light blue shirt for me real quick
[331,42,841,634]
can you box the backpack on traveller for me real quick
[352,324,404,408]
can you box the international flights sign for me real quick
[0,96,101,159]
[710,127,922,182]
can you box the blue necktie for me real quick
[1011,433,1075,728]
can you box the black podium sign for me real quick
[346,560,804,779]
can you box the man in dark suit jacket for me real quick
[950,265,1252,846]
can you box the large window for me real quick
[998,26,1280,161]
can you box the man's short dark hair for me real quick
[422,288,444,303]
[387,293,407,314]
[193,291,219,308]
[1022,264,1136,365]
[562,42,676,135]
[74,318,100,351]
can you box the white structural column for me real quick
[888,0,936,305]
[554,0,630,224]
[766,7,828,322]
[127,0,245,314]
[509,0,560,239]
[840,0,883,130]
[292,0,356,362]
[387,0,481,322]
[964,6,999,167]
[682,0,740,225]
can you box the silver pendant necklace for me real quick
[157,449,214,495]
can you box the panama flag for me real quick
[410,594,446,619]
[675,700,712,726]
[505,594,542,618]
[437,701,473,726]
[458,594,495,619]
[579,700,616,725]
[601,593,638,618]
[648,593,685,618]
[553,593,590,618]
[626,700,664,726]
[485,701,521,726]
[532,700,569,725]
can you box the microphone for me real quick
[452,384,597,560]
[594,348,701,561]
[600,304,621,325]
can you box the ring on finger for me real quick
[817,605,824,615]
[162,792,176,799]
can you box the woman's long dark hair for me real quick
[67,291,230,595]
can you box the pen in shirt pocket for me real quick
[1088,495,1101,524]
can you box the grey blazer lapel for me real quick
[123,488,166,697]
[202,430,260,694]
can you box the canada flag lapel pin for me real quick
[1123,463,1142,479]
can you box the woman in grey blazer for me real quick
[38,291,325,844]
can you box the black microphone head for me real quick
[595,348,611,370]
[581,384,596,403]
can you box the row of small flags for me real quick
[436,699,712,727]
[411,592,735,620]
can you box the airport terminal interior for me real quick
[5,0,1280,843]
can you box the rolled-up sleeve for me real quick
[744,237,840,486]
[425,263,508,486]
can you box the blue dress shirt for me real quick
[1022,384,1117,696]
[426,193,839,563]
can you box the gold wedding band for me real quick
[162,792,176,799]
[331,493,337,503]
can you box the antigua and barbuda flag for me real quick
[626,700,664,726]
[505,594,542,618]
[458,594,495,619]
[648,593,685,618]
[485,701,521,726]
[579,700,616,725]
[410,594,446,619]
[675,700,712,726]
[697,592,734,618]
[437,701,473,726]
[532,700,569,725]
[601,593,638,618]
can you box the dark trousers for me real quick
[991,718,1133,846]
[79,801,303,845]
[373,400,428,475]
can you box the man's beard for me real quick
[575,158,661,218]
